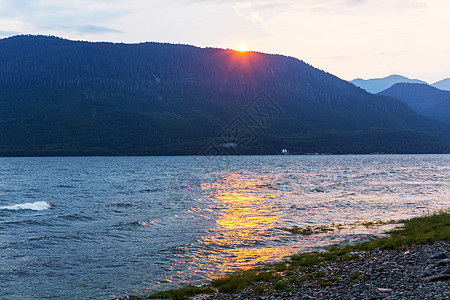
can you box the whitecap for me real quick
[0,201,52,211]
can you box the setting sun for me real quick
[236,43,248,52]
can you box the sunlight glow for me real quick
[194,173,290,277]
[236,43,248,52]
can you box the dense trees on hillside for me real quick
[0,35,449,156]
[379,83,450,124]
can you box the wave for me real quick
[112,220,158,229]
[108,202,133,208]
[0,201,52,211]
[57,214,94,221]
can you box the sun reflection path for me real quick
[194,173,291,278]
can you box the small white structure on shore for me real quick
[282,148,288,154]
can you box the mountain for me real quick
[378,83,450,124]
[431,78,450,91]
[351,75,427,94]
[0,35,449,156]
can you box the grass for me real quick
[284,219,398,235]
[287,225,334,235]
[210,270,281,294]
[147,209,449,299]
[147,286,215,300]
[351,271,362,280]
[252,284,267,296]
[273,280,288,291]
[352,208,450,251]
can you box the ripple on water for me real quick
[0,155,448,299]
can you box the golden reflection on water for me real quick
[194,173,292,278]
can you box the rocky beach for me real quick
[192,240,449,299]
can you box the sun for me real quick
[236,43,248,52]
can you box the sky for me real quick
[1,0,449,83]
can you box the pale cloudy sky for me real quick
[1,0,449,83]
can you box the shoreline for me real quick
[192,240,450,299]
[139,209,449,300]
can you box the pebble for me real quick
[424,274,450,282]
[434,258,450,267]
[430,252,448,260]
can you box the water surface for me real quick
[0,155,448,299]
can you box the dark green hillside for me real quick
[0,35,449,156]
[378,83,450,124]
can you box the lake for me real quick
[0,155,448,299]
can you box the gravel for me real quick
[195,240,450,300]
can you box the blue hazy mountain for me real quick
[0,35,449,155]
[378,83,450,124]
[351,75,428,94]
[431,78,450,91]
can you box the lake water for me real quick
[0,155,448,299]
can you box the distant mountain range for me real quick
[351,75,450,94]
[351,75,428,94]
[432,78,450,91]
[351,75,450,124]
[0,35,449,156]
[379,83,450,124]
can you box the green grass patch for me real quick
[252,284,267,296]
[273,280,288,291]
[316,278,333,287]
[273,263,288,272]
[286,225,334,235]
[284,219,399,235]
[289,252,325,267]
[147,286,214,300]
[299,273,314,282]
[352,209,450,251]
[210,270,281,294]
[351,272,361,280]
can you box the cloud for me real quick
[0,0,449,82]
[180,0,294,22]
[0,30,20,37]
[173,0,426,25]
[44,24,122,35]
[74,25,122,34]
[0,0,127,37]
[77,25,122,34]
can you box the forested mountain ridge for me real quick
[379,83,450,124]
[0,35,449,156]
